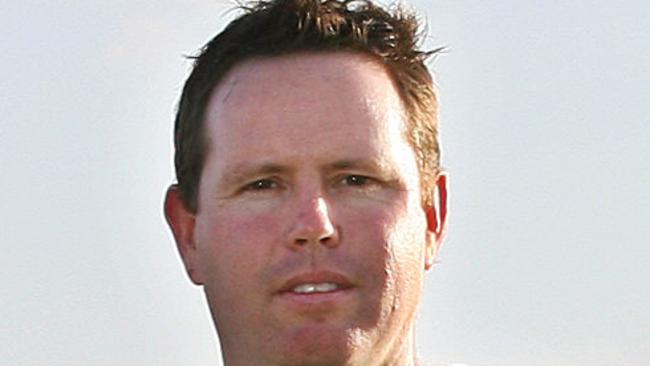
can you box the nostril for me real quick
[292,234,336,248]
[287,197,339,248]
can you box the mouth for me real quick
[276,271,355,308]
[278,271,353,294]
[291,282,342,294]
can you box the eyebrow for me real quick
[324,158,398,176]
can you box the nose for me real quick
[287,195,339,250]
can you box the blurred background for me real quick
[1,1,648,365]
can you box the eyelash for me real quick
[340,174,372,186]
[240,174,377,194]
[243,179,279,191]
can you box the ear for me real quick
[164,185,204,285]
[424,172,448,270]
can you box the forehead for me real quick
[202,52,410,167]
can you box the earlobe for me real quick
[164,185,204,285]
[424,172,448,270]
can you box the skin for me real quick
[165,52,448,366]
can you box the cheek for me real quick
[195,208,286,283]
[339,196,425,260]
[218,209,284,246]
[384,209,428,307]
[342,199,427,301]
[338,204,399,282]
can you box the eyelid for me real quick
[335,173,380,187]
[241,177,282,191]
[345,173,370,182]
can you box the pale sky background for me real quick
[2,1,649,365]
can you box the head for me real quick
[164,1,448,365]
[173,0,444,214]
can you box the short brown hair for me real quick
[173,0,443,212]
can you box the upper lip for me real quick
[277,270,354,294]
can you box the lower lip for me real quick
[277,288,354,310]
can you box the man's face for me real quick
[166,52,445,365]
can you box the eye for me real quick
[343,175,371,186]
[335,174,384,194]
[243,179,278,191]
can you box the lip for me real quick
[275,270,356,311]
[277,270,354,294]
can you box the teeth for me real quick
[292,283,339,294]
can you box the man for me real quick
[164,0,448,365]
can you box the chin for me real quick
[274,325,357,366]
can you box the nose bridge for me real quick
[303,195,331,229]
[287,183,338,248]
